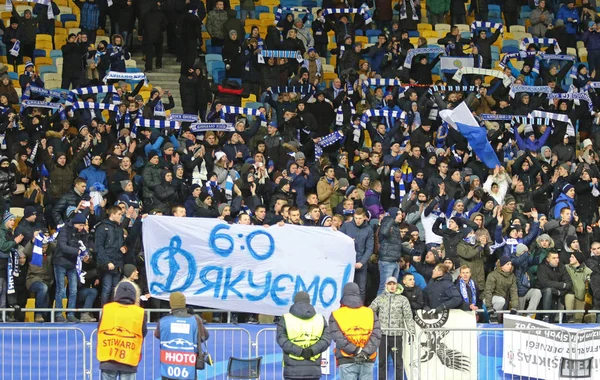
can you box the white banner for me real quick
[503,315,599,379]
[142,216,356,316]
[404,309,477,380]
[441,57,474,71]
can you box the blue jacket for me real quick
[509,250,532,297]
[507,61,538,86]
[515,127,552,152]
[79,165,107,189]
[340,220,374,265]
[583,30,600,51]
[400,264,427,290]
[290,172,316,208]
[108,45,131,73]
[553,193,575,219]
[556,5,580,35]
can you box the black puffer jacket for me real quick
[0,166,16,203]
[54,220,88,270]
[424,273,463,310]
[52,189,85,225]
[95,218,125,272]
[276,300,331,379]
[378,214,405,263]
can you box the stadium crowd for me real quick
[0,0,599,329]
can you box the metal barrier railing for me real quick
[0,326,87,380]
[89,326,252,380]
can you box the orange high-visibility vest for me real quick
[331,306,377,360]
[97,302,145,366]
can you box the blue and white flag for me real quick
[520,38,561,54]
[470,21,504,36]
[440,57,474,71]
[440,102,501,169]
[103,71,147,84]
[315,130,344,159]
[529,110,574,136]
[403,47,445,69]
[9,40,20,57]
[548,91,593,113]
[22,86,69,102]
[499,51,538,69]
[190,123,235,132]
[221,106,263,117]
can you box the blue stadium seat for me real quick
[214,68,226,84]
[205,54,223,63]
[228,78,242,86]
[502,45,520,54]
[408,30,419,37]
[488,4,501,12]
[126,68,142,73]
[368,36,378,43]
[50,50,62,58]
[60,14,77,24]
[207,45,223,54]
[355,30,363,36]
[34,49,47,57]
[520,11,531,19]
[255,6,269,13]
[8,72,18,80]
[489,17,503,24]
[301,1,317,7]
[366,29,382,37]
[208,61,225,77]
[491,46,499,55]
[461,31,471,39]
[503,39,519,47]
[245,102,263,109]
[522,5,531,12]
[39,66,57,75]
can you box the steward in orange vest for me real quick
[329,283,382,374]
[97,280,148,378]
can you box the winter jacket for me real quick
[556,4,579,35]
[553,193,575,220]
[142,161,162,201]
[529,7,554,37]
[370,285,415,336]
[537,260,573,295]
[61,41,87,79]
[427,0,450,14]
[340,220,374,265]
[456,240,486,291]
[22,241,54,289]
[11,9,38,44]
[0,168,15,203]
[544,219,577,263]
[583,29,600,51]
[378,216,405,263]
[363,189,385,220]
[42,147,89,199]
[432,216,478,261]
[74,0,100,30]
[95,218,125,272]
[566,264,592,301]
[316,177,338,215]
[79,165,108,189]
[54,220,87,270]
[206,9,226,40]
[586,255,600,308]
[482,267,518,309]
[329,283,381,365]
[402,285,425,313]
[52,188,85,225]
[276,301,331,379]
[139,7,168,42]
[424,273,463,310]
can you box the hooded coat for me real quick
[369,283,415,336]
[482,267,518,310]
[276,299,331,379]
[329,283,382,365]
[424,273,463,310]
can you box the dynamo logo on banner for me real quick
[143,216,356,316]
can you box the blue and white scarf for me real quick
[508,85,553,98]
[537,54,577,79]
[389,168,405,201]
[549,92,593,113]
[68,85,119,104]
[459,278,477,305]
[22,86,69,102]
[315,130,344,159]
[76,240,88,284]
[135,117,178,129]
[9,40,20,57]
[269,85,314,94]
[274,6,310,24]
[169,114,199,123]
[71,101,118,112]
[403,47,445,69]
[225,170,239,200]
[7,248,19,294]
[470,21,504,36]
[581,82,600,91]
[103,71,147,84]
[221,106,263,118]
[21,100,61,109]
[529,110,574,136]
[453,67,512,86]
[190,123,235,132]
[428,85,478,95]
[398,0,418,21]
[258,50,303,63]
[499,51,538,69]
[154,99,165,117]
[322,5,373,24]
[520,38,561,54]
[361,78,402,96]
